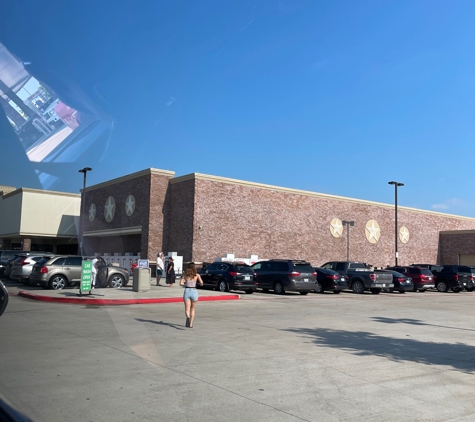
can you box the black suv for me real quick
[198,262,257,293]
[430,265,473,293]
[251,260,317,295]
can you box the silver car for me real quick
[10,254,53,284]
[30,255,130,290]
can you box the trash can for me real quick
[133,267,151,292]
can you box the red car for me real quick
[387,266,435,292]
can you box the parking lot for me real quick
[1,287,475,422]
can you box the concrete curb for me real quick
[17,291,240,305]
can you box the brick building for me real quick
[82,168,475,267]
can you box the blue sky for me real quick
[1,0,474,216]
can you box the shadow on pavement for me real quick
[135,318,186,330]
[371,317,475,333]
[283,326,475,373]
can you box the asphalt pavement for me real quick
[2,286,475,422]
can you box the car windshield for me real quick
[293,263,314,273]
[233,265,253,273]
[421,269,433,275]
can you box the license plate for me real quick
[375,284,385,287]
[303,278,309,282]
[244,276,251,281]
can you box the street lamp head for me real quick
[388,181,404,187]
[78,167,92,174]
[342,220,355,226]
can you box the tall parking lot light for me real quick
[342,220,354,261]
[78,167,92,256]
[388,181,404,266]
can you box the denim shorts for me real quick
[183,288,198,301]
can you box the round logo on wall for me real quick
[88,203,96,221]
[104,196,116,222]
[330,218,343,238]
[399,226,410,243]
[365,219,380,244]
[125,195,136,216]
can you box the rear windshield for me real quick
[349,263,366,269]
[421,269,432,275]
[457,266,471,273]
[293,263,315,273]
[234,265,253,274]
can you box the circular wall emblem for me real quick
[365,219,381,244]
[125,195,136,216]
[399,226,410,243]
[330,218,343,238]
[104,196,116,222]
[88,203,96,221]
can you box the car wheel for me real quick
[314,282,324,294]
[466,287,474,292]
[274,282,285,295]
[399,290,406,294]
[49,275,67,290]
[299,291,309,295]
[418,289,426,292]
[333,290,341,294]
[452,287,461,293]
[218,280,228,292]
[108,274,125,288]
[370,288,381,295]
[245,289,254,294]
[352,280,365,294]
[436,281,448,292]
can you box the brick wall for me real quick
[439,232,475,264]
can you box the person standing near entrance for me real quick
[91,256,99,289]
[156,252,164,286]
[179,263,204,328]
[166,257,176,287]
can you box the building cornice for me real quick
[85,168,175,192]
[171,173,475,221]
[2,188,80,200]
[84,226,142,237]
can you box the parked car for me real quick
[30,255,130,290]
[375,269,414,293]
[0,250,29,276]
[320,261,393,294]
[10,254,54,284]
[430,265,473,293]
[251,260,316,295]
[313,267,347,294]
[198,261,257,293]
[387,266,435,292]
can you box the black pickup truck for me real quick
[430,265,473,293]
[320,261,394,294]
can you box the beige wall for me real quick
[0,190,22,236]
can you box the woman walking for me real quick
[179,263,204,328]
[166,257,176,287]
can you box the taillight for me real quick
[40,266,48,274]
[288,271,300,277]
[19,258,28,266]
[312,272,317,277]
[454,274,459,281]
[397,277,405,282]
[370,273,376,281]
[420,274,426,280]
[471,275,474,282]
[327,275,339,280]
[228,271,238,276]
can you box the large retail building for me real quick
[74,168,475,267]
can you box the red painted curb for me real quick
[17,291,240,305]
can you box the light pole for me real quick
[388,181,404,266]
[78,167,92,256]
[342,220,354,261]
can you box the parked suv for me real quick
[251,260,317,295]
[430,265,473,293]
[0,250,29,276]
[30,256,130,290]
[313,267,347,294]
[198,261,257,293]
[10,254,54,284]
[387,266,435,292]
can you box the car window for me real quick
[335,263,345,271]
[421,269,432,275]
[321,263,334,269]
[234,264,252,273]
[293,263,314,273]
[206,263,218,271]
[457,266,471,273]
[349,263,366,269]
[65,257,82,266]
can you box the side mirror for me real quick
[0,281,9,317]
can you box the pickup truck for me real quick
[320,261,394,294]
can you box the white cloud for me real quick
[166,96,176,107]
[431,198,464,211]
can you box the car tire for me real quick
[274,282,285,295]
[418,289,426,292]
[333,290,341,294]
[352,280,365,294]
[452,287,461,293]
[299,291,309,295]
[49,275,67,290]
[436,281,449,292]
[370,288,381,295]
[108,274,125,288]
[314,282,324,294]
[218,280,228,292]
[466,287,474,292]
[399,290,406,294]
[245,289,254,294]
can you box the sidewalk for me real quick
[4,278,240,306]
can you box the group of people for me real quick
[156,252,204,329]
[155,252,176,287]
